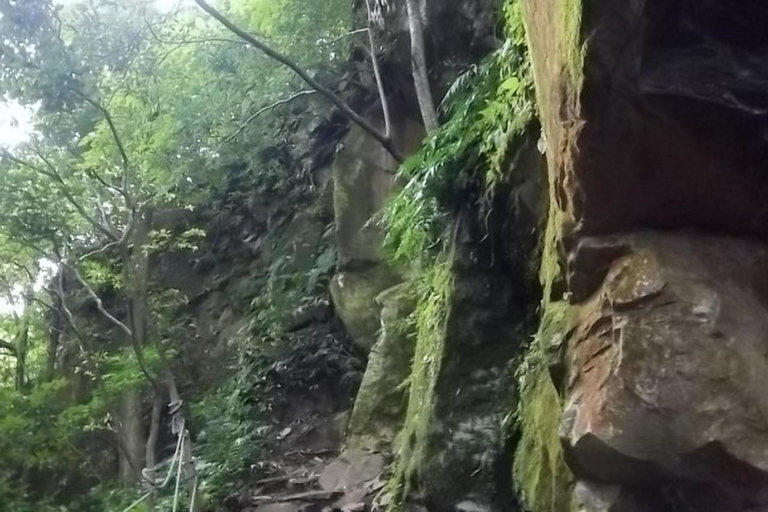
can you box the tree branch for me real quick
[218,90,317,148]
[57,259,161,389]
[1,150,121,241]
[364,1,392,139]
[144,18,246,47]
[192,0,405,163]
[66,263,132,337]
[71,90,133,201]
[0,339,17,356]
[404,0,439,132]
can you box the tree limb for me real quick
[0,339,17,356]
[66,263,132,337]
[144,18,246,47]
[404,0,439,132]
[1,150,121,242]
[365,0,392,139]
[192,0,405,163]
[218,90,317,148]
[71,89,133,202]
[57,259,162,389]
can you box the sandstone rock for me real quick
[318,449,384,492]
[561,233,768,511]
[333,112,423,268]
[348,283,417,451]
[330,268,400,352]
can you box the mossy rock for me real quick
[348,283,417,451]
[330,266,401,352]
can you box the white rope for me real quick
[171,434,186,512]
[120,422,185,512]
[188,476,199,512]
[159,427,185,488]
[119,490,153,512]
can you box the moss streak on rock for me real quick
[387,255,454,508]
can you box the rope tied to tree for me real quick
[120,400,197,512]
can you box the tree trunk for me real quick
[43,290,63,382]
[404,0,439,132]
[145,393,164,511]
[118,388,146,485]
[167,376,202,512]
[14,320,28,392]
[119,206,155,486]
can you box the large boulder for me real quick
[348,283,417,451]
[519,0,768,509]
[559,232,768,511]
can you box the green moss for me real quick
[386,255,454,509]
[514,300,573,512]
[513,203,575,511]
[561,0,585,87]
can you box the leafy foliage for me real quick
[0,0,354,509]
[383,0,535,269]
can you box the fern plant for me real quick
[382,0,535,270]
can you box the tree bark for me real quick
[43,289,63,382]
[15,321,28,392]
[118,388,146,485]
[404,0,439,132]
[145,393,164,511]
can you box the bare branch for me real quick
[192,0,405,163]
[326,28,369,44]
[86,167,132,207]
[145,18,246,47]
[364,0,392,139]
[78,241,120,262]
[218,90,317,148]
[10,261,35,282]
[59,261,132,337]
[58,258,162,389]
[404,0,439,132]
[0,339,17,356]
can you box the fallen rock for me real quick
[318,449,385,492]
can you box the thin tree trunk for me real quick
[118,388,146,485]
[145,393,164,511]
[14,321,28,392]
[43,290,63,382]
[404,0,439,132]
[167,378,202,512]
[365,0,392,139]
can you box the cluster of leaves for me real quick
[383,0,535,269]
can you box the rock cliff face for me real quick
[518,0,768,510]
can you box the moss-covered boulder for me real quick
[348,283,417,451]
[330,267,401,353]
